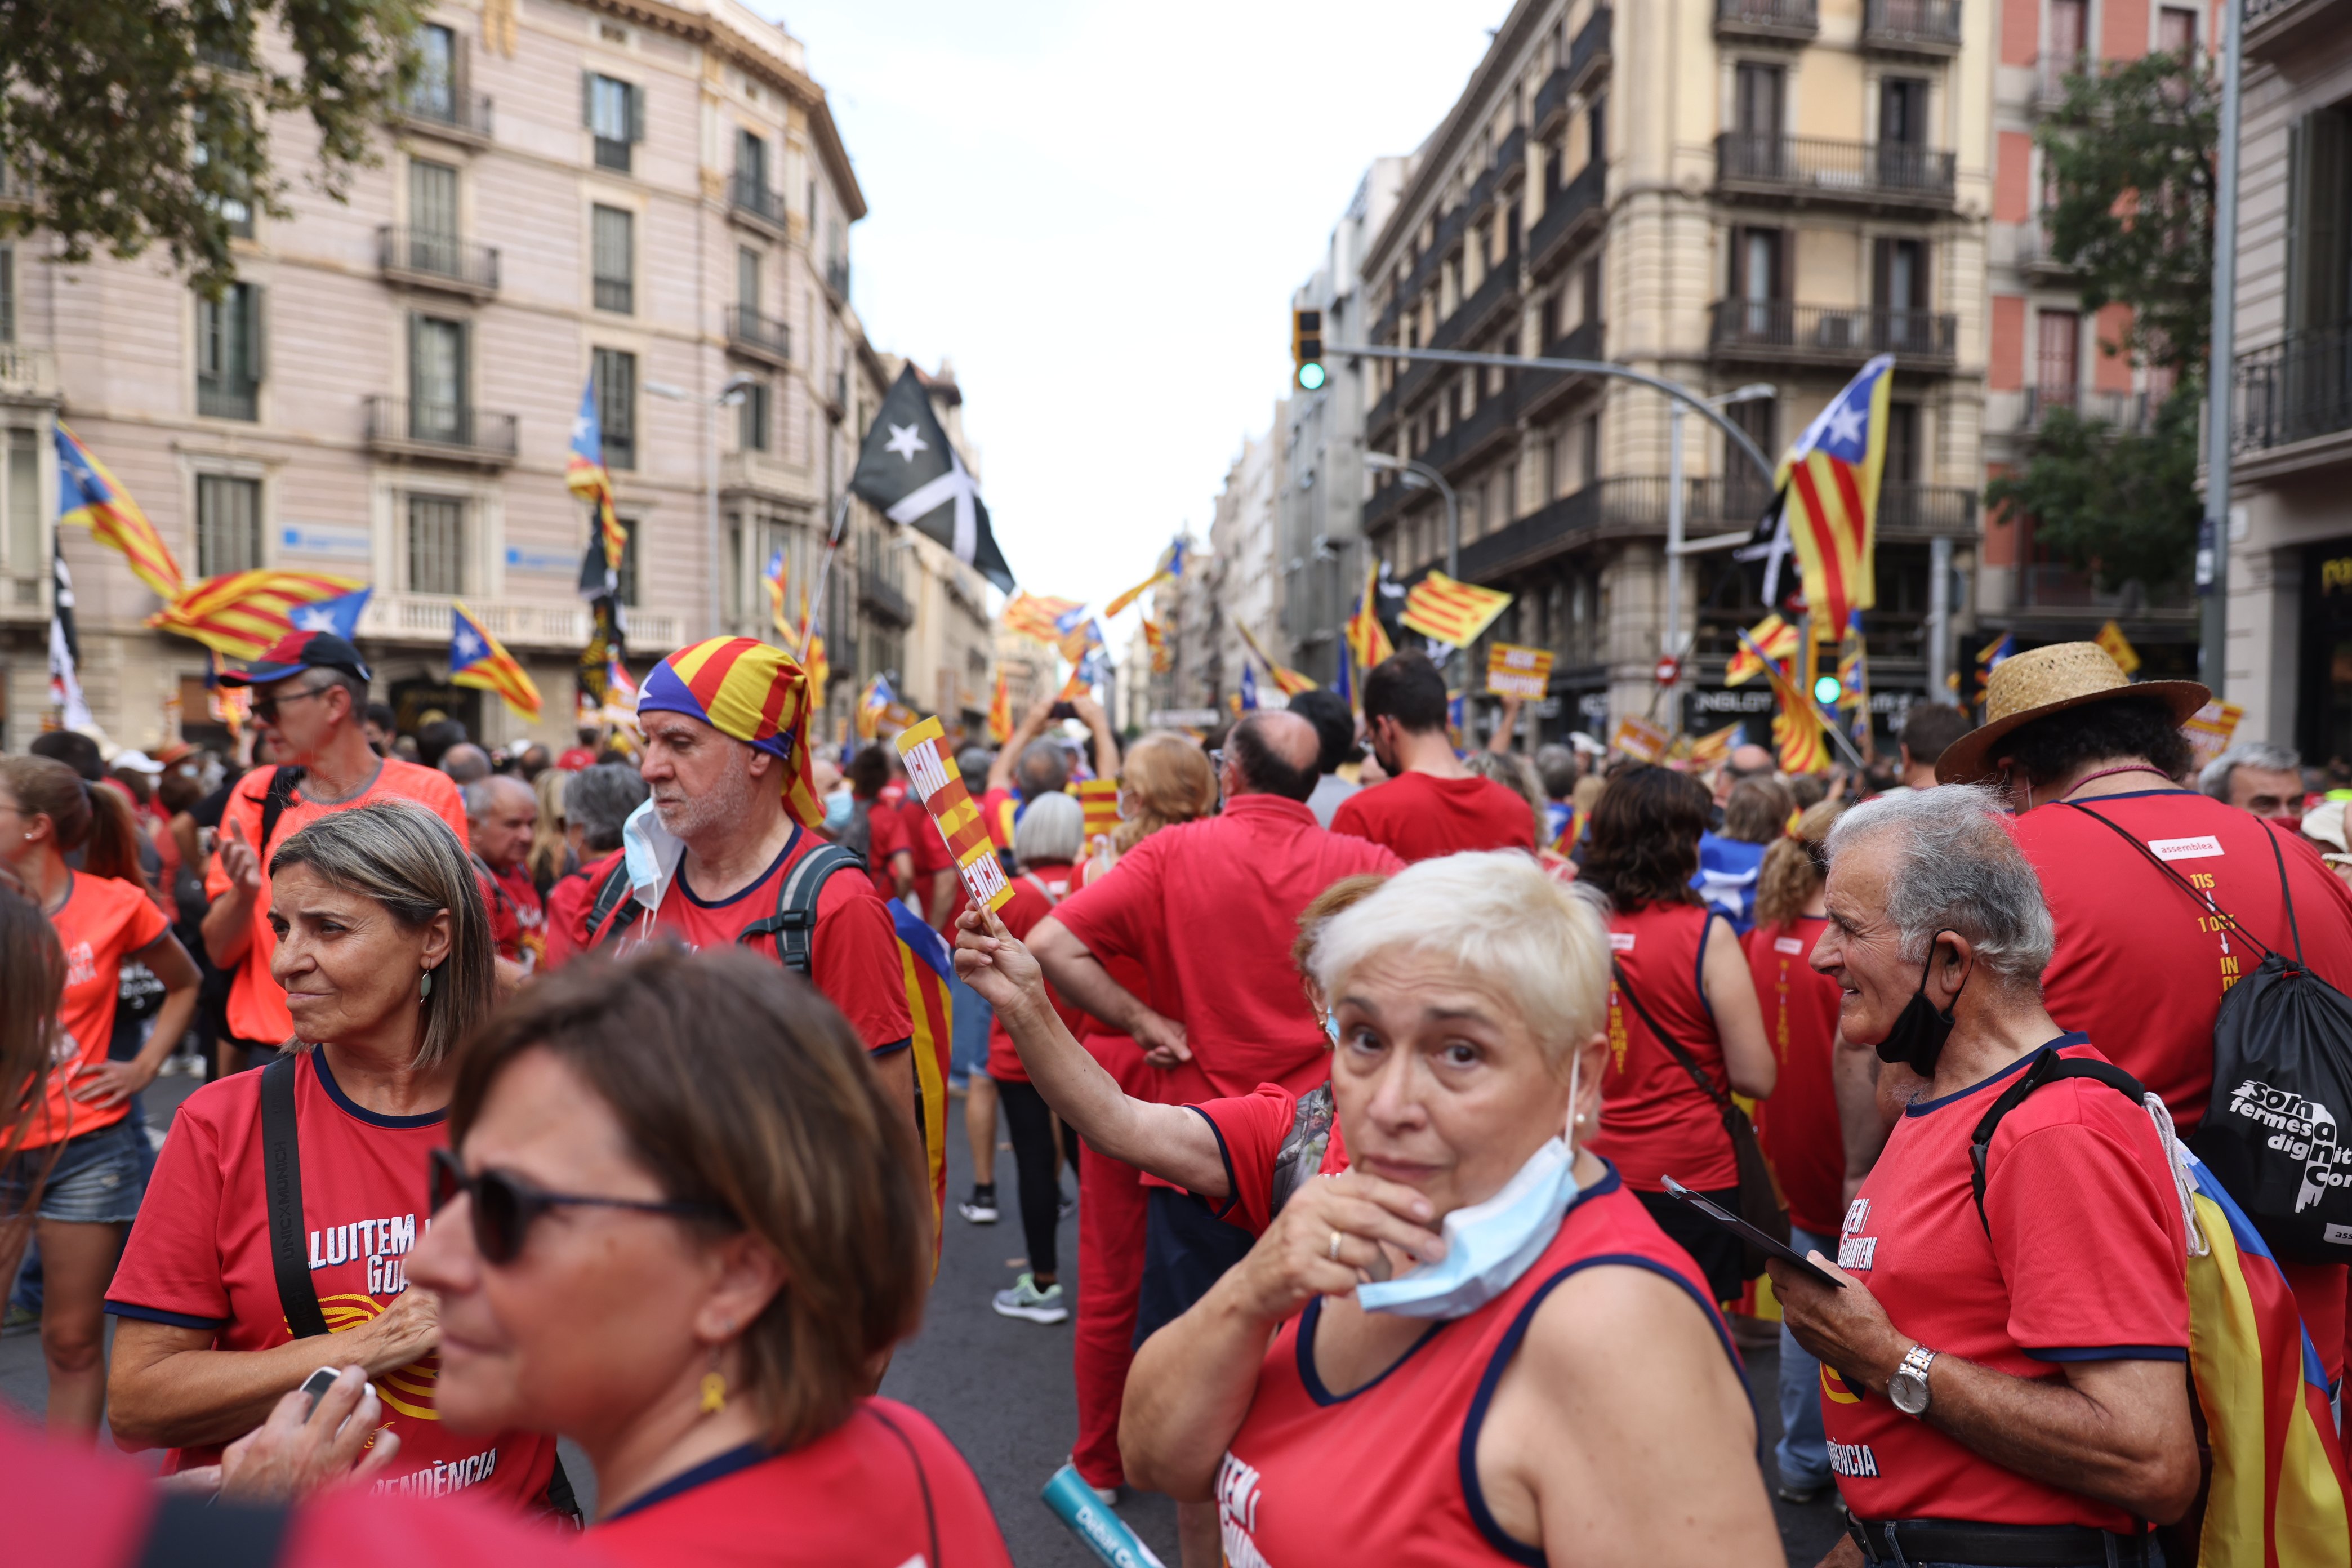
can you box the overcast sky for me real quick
[754,0,1502,625]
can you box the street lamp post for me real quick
[1667,384,1777,664]
[648,373,756,642]
[1363,451,1460,581]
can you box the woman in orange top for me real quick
[1577,764,1772,1303]
[0,756,199,1437]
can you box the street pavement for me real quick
[3,1068,1846,1566]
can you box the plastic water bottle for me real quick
[1039,1464,1167,1568]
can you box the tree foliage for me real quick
[1986,390,2204,593]
[0,0,423,299]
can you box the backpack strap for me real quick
[1021,871,1068,906]
[470,854,516,918]
[738,841,866,976]
[1611,956,1734,1116]
[586,857,641,950]
[257,765,306,861]
[2058,803,2287,967]
[260,1054,331,1340]
[1967,1046,2150,1234]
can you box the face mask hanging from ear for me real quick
[1874,932,1970,1077]
[1356,1055,1584,1321]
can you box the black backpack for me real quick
[2064,804,2352,1265]
[582,839,866,975]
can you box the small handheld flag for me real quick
[568,375,626,580]
[1102,539,1186,619]
[850,366,1015,593]
[1344,557,1395,674]
[1399,571,1512,648]
[1074,778,1121,844]
[149,571,365,661]
[1232,617,1316,697]
[1776,355,1892,632]
[1838,611,1870,743]
[988,669,1012,744]
[857,674,894,741]
[2095,618,2141,676]
[1743,627,1830,774]
[1976,631,2015,671]
[1239,662,1259,711]
[1723,612,1799,687]
[55,425,185,600]
[1003,592,1084,644]
[1142,618,1170,675]
[449,603,542,719]
[894,717,1015,915]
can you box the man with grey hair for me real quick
[1769,785,2197,1563]
[463,773,542,972]
[542,763,649,968]
[439,742,493,785]
[2198,741,2305,823]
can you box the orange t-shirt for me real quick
[28,872,169,1148]
[204,761,469,1045]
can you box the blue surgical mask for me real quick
[823,786,855,836]
[620,798,685,916]
[1355,1060,1583,1321]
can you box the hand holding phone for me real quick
[1661,1177,1845,1290]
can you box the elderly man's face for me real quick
[2230,766,2304,823]
[1810,834,1922,1048]
[469,777,538,873]
[639,710,768,845]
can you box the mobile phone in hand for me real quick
[299,1366,344,1419]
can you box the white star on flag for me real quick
[1824,397,1867,448]
[885,448,983,563]
[884,424,928,462]
[293,606,337,632]
[455,626,484,661]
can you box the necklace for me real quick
[2060,764,2176,800]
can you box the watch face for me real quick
[1890,1371,1927,1415]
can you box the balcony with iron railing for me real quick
[197,374,259,421]
[1569,7,1613,90]
[1419,377,1525,478]
[363,395,519,464]
[2234,326,2352,467]
[2011,220,2079,281]
[357,591,684,652]
[399,88,492,144]
[1708,300,1958,368]
[377,226,500,297]
[1530,158,1606,274]
[2246,0,2340,61]
[2019,385,2161,433]
[2035,55,2087,108]
[1862,0,1962,54]
[1431,247,1521,354]
[0,345,61,403]
[724,305,792,367]
[1533,65,1573,135]
[1715,133,1956,208]
[728,171,786,233]
[858,569,912,627]
[1716,0,1818,44]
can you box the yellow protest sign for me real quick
[1485,643,1554,700]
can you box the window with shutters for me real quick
[406,494,467,594]
[2049,0,2087,66]
[737,246,760,309]
[2287,106,2352,336]
[5,427,37,576]
[594,348,636,470]
[1883,402,1920,488]
[195,475,263,576]
[739,378,770,452]
[0,246,12,342]
[586,75,640,173]
[614,513,642,605]
[1731,228,1785,340]
[2157,7,2197,55]
[195,283,262,420]
[409,315,467,443]
[412,25,457,121]
[2035,309,2081,412]
[592,205,633,313]
[1873,235,1929,350]
[408,159,460,276]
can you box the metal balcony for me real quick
[1568,6,1613,91]
[1431,248,1520,354]
[858,571,912,627]
[1862,0,1963,55]
[399,90,493,145]
[1533,66,1572,136]
[2234,326,2352,458]
[377,226,500,297]
[1714,133,1957,210]
[2247,0,2341,62]
[197,375,259,421]
[364,395,519,465]
[728,172,786,234]
[2020,385,2161,434]
[1530,158,1605,275]
[725,305,792,368]
[1716,0,1818,44]
[0,345,60,404]
[1708,300,1958,368]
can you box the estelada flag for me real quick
[1400,571,1511,648]
[1744,627,1830,774]
[895,716,1015,915]
[2095,618,2141,676]
[54,425,184,600]
[1776,355,1891,631]
[1142,618,1170,674]
[1686,722,1744,770]
[1724,612,1798,687]
[1345,556,1395,674]
[764,546,798,651]
[449,602,542,719]
[567,375,627,578]
[1103,538,1184,620]
[1003,591,1081,644]
[1233,616,1316,697]
[149,570,363,661]
[987,668,1012,743]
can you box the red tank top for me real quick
[1587,901,1736,1190]
[1217,1166,1738,1566]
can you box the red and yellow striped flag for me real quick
[148,571,363,661]
[1232,617,1316,697]
[55,425,185,600]
[1344,558,1395,674]
[449,602,542,719]
[1399,571,1512,648]
[1073,778,1121,842]
[1003,592,1083,644]
[1723,612,1799,687]
[895,716,1015,914]
[1778,356,1890,631]
[1142,618,1170,674]
[988,668,1012,743]
[1743,627,1829,774]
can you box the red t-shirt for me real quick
[897,792,952,879]
[985,863,1086,1084]
[1822,1037,2189,1529]
[589,1400,1011,1568]
[26,873,170,1148]
[1747,915,1845,1236]
[105,1051,559,1507]
[541,849,622,971]
[1050,794,1403,1099]
[975,786,1019,852]
[473,859,545,969]
[1587,901,1737,1191]
[206,761,470,1044]
[860,799,912,902]
[1188,1081,1349,1236]
[555,747,596,771]
[634,830,912,1053]
[1328,769,1537,862]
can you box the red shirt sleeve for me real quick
[476,870,520,959]
[107,1089,233,1326]
[1187,1083,1299,1236]
[1328,791,1371,843]
[1053,833,1164,968]
[542,873,587,969]
[813,874,915,1053]
[1986,1099,2190,1360]
[901,799,952,875]
[125,890,170,954]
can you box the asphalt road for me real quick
[3,1070,1846,1566]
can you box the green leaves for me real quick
[1988,389,2203,593]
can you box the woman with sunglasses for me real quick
[403,944,1010,1562]
[105,801,561,1511]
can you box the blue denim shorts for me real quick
[0,1117,148,1226]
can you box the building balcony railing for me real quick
[725,305,793,367]
[2035,56,2086,108]
[1419,378,1524,478]
[1532,65,1573,136]
[1432,247,1520,354]
[0,345,61,403]
[197,375,259,421]
[858,570,912,628]
[356,591,685,652]
[2234,325,2352,456]
[1567,6,1613,91]
[2020,385,2161,433]
[363,395,519,464]
[1708,300,1958,368]
[377,226,500,296]
[1714,133,1956,208]
[2246,0,2338,62]
[2012,220,2079,281]
[728,171,786,232]
[1530,158,1606,275]
[1715,0,1819,44]
[825,257,850,298]
[1520,319,1605,415]
[1862,0,1963,54]
[399,90,493,143]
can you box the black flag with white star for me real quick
[848,366,1015,592]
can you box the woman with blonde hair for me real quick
[106,800,562,1511]
[524,765,574,899]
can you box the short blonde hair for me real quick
[1311,851,1612,1075]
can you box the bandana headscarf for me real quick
[638,637,825,831]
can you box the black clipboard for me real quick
[1661,1177,1846,1290]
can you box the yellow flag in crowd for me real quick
[2095,619,2141,676]
[1399,572,1511,648]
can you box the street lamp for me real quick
[1363,450,1460,582]
[648,373,757,641]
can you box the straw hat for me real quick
[1935,642,2208,786]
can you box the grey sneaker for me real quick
[991,1272,1067,1324]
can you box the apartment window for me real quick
[593,347,636,470]
[1538,291,1560,348]
[5,427,37,572]
[195,282,262,420]
[1874,235,1928,349]
[1579,253,1603,327]
[409,314,467,442]
[591,204,633,313]
[0,246,12,342]
[1585,96,1606,171]
[739,378,770,452]
[1880,78,1927,146]
[737,245,760,309]
[1732,227,1785,337]
[412,24,456,119]
[2050,0,2088,64]
[407,494,467,594]
[614,513,642,605]
[195,475,262,576]
[583,74,643,173]
[408,158,459,274]
[193,123,255,239]
[1735,64,1783,137]
[2036,309,2081,404]
[737,127,768,189]
[2158,7,2197,54]
[1883,402,1921,487]
[1578,413,1600,487]
[2287,106,2352,334]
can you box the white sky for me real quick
[752,0,1504,623]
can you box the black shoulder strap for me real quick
[2059,802,2287,967]
[1967,1046,2149,1234]
[136,1493,292,1568]
[257,766,305,859]
[586,857,641,950]
[739,841,866,975]
[260,1055,330,1340]
[1612,956,1734,1115]
[470,853,515,917]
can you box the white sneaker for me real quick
[991,1272,1067,1324]
[958,1187,999,1224]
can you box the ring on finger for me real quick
[1328,1228,1344,1262]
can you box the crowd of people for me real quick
[5,628,2352,1568]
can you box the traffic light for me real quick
[1291,308,1325,391]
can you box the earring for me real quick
[419,969,434,1000]
[700,1370,727,1415]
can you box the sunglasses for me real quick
[252,684,334,724]
[427,1147,734,1265]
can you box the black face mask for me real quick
[1874,934,1968,1077]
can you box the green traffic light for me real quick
[1812,675,1843,705]
[1297,362,1327,391]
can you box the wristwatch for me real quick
[1888,1343,1939,1417]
